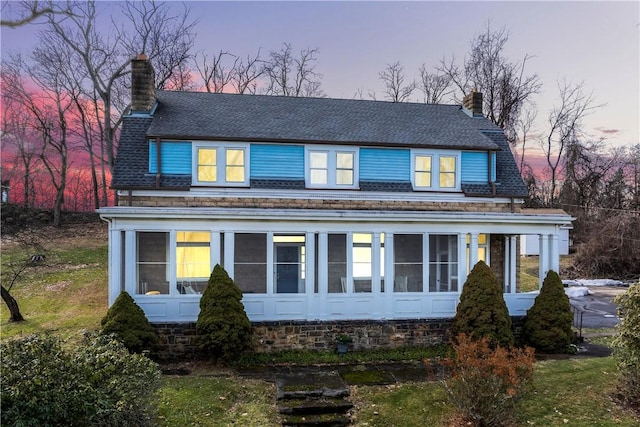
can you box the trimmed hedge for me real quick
[101,291,157,353]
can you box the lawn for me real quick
[1,223,637,426]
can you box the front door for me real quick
[276,245,300,293]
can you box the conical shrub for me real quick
[101,291,157,353]
[196,264,252,361]
[524,270,574,353]
[451,260,514,347]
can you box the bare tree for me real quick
[418,64,451,104]
[195,50,239,93]
[379,61,416,103]
[515,106,537,173]
[234,50,264,94]
[263,43,323,97]
[541,80,601,207]
[1,0,74,28]
[439,24,541,142]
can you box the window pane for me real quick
[415,171,431,187]
[353,233,372,293]
[440,156,455,172]
[310,152,327,168]
[394,234,423,292]
[197,149,217,182]
[136,232,169,295]
[176,231,211,286]
[440,172,455,188]
[336,169,353,185]
[328,234,347,293]
[310,169,327,184]
[415,155,432,172]
[234,233,267,293]
[226,165,245,182]
[274,235,306,294]
[337,152,353,169]
[199,148,216,166]
[428,235,458,292]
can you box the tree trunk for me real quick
[1,285,25,322]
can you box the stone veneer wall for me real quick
[152,317,527,361]
[122,196,519,213]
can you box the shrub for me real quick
[443,333,536,427]
[101,291,158,353]
[612,283,640,413]
[451,260,514,347]
[523,270,574,353]
[196,264,253,361]
[1,332,161,427]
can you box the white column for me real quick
[469,233,479,269]
[383,233,394,319]
[372,232,381,294]
[266,232,274,295]
[305,232,316,320]
[224,231,234,279]
[168,230,177,295]
[509,235,517,293]
[211,232,221,270]
[124,230,136,295]
[458,234,468,289]
[549,232,560,273]
[538,234,549,287]
[108,228,121,305]
[346,233,353,293]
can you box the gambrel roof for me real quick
[113,91,529,198]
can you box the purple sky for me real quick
[2,1,638,148]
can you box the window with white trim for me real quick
[412,150,460,191]
[192,143,249,186]
[305,146,358,188]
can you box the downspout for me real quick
[155,137,161,188]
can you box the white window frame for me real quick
[192,142,250,187]
[411,149,461,191]
[305,145,359,189]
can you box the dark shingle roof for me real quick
[147,91,500,150]
[483,131,529,197]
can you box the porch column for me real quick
[469,233,479,268]
[211,232,221,269]
[124,230,136,296]
[504,235,517,293]
[372,232,382,294]
[108,228,122,305]
[458,234,468,287]
[549,232,560,273]
[383,233,394,319]
[538,234,550,287]
[224,231,234,279]
[305,232,316,319]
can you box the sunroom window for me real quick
[306,146,358,189]
[193,143,249,186]
[136,232,169,295]
[176,231,211,294]
[412,150,460,191]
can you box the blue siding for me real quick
[360,148,410,181]
[149,141,191,174]
[461,151,491,183]
[250,144,304,179]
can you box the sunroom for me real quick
[100,207,570,323]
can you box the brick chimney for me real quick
[463,89,483,117]
[131,54,156,113]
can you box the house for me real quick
[521,224,572,256]
[98,55,572,353]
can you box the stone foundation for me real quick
[152,317,526,361]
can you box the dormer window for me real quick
[412,150,460,191]
[192,142,249,186]
[305,146,358,189]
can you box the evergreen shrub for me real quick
[101,291,157,353]
[451,260,514,347]
[523,270,574,353]
[196,264,253,361]
[1,333,160,427]
[612,283,640,413]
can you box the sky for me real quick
[2,1,639,149]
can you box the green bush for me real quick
[101,291,157,353]
[1,332,160,427]
[523,270,574,353]
[196,264,253,362]
[444,333,535,427]
[451,260,514,347]
[612,283,640,412]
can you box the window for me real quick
[193,143,249,186]
[306,146,358,188]
[234,233,267,293]
[136,232,169,295]
[328,234,347,293]
[176,231,211,294]
[466,233,489,272]
[352,233,372,293]
[428,235,459,292]
[412,150,460,191]
[273,235,306,294]
[394,234,423,292]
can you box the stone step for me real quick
[281,413,351,427]
[276,371,350,400]
[278,397,353,416]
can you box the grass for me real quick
[520,254,574,292]
[2,224,638,426]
